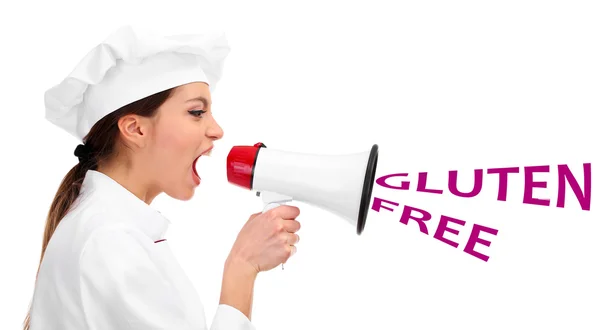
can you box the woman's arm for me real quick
[218,255,259,320]
[214,206,301,327]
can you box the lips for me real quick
[192,156,200,178]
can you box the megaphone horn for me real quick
[226,142,379,235]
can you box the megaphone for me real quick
[226,142,379,235]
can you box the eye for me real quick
[188,109,207,118]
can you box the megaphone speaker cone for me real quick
[357,144,379,235]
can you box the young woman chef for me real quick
[23,25,301,330]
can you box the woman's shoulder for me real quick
[79,218,154,260]
[46,187,167,270]
[38,206,150,286]
[75,211,154,257]
[63,191,149,241]
[47,208,150,268]
[66,185,168,245]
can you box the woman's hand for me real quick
[227,205,301,274]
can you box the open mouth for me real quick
[192,155,200,178]
[192,147,212,182]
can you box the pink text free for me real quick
[371,197,498,262]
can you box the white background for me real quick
[1,0,599,329]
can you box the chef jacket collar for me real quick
[81,169,170,241]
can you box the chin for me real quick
[162,171,199,201]
[165,187,196,201]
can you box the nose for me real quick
[206,115,224,140]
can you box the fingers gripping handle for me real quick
[259,191,294,270]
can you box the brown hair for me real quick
[22,87,175,330]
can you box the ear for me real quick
[117,114,151,148]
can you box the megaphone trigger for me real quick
[260,190,294,213]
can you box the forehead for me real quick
[169,82,212,105]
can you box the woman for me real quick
[23,26,301,329]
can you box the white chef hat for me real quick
[44,25,231,141]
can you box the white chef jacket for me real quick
[29,169,256,330]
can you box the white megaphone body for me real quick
[226,142,379,235]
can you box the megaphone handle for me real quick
[262,201,288,270]
[259,191,293,271]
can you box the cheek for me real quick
[152,122,194,162]
[155,129,187,151]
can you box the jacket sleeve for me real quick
[210,303,257,330]
[77,224,219,329]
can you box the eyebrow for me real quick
[186,96,212,106]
